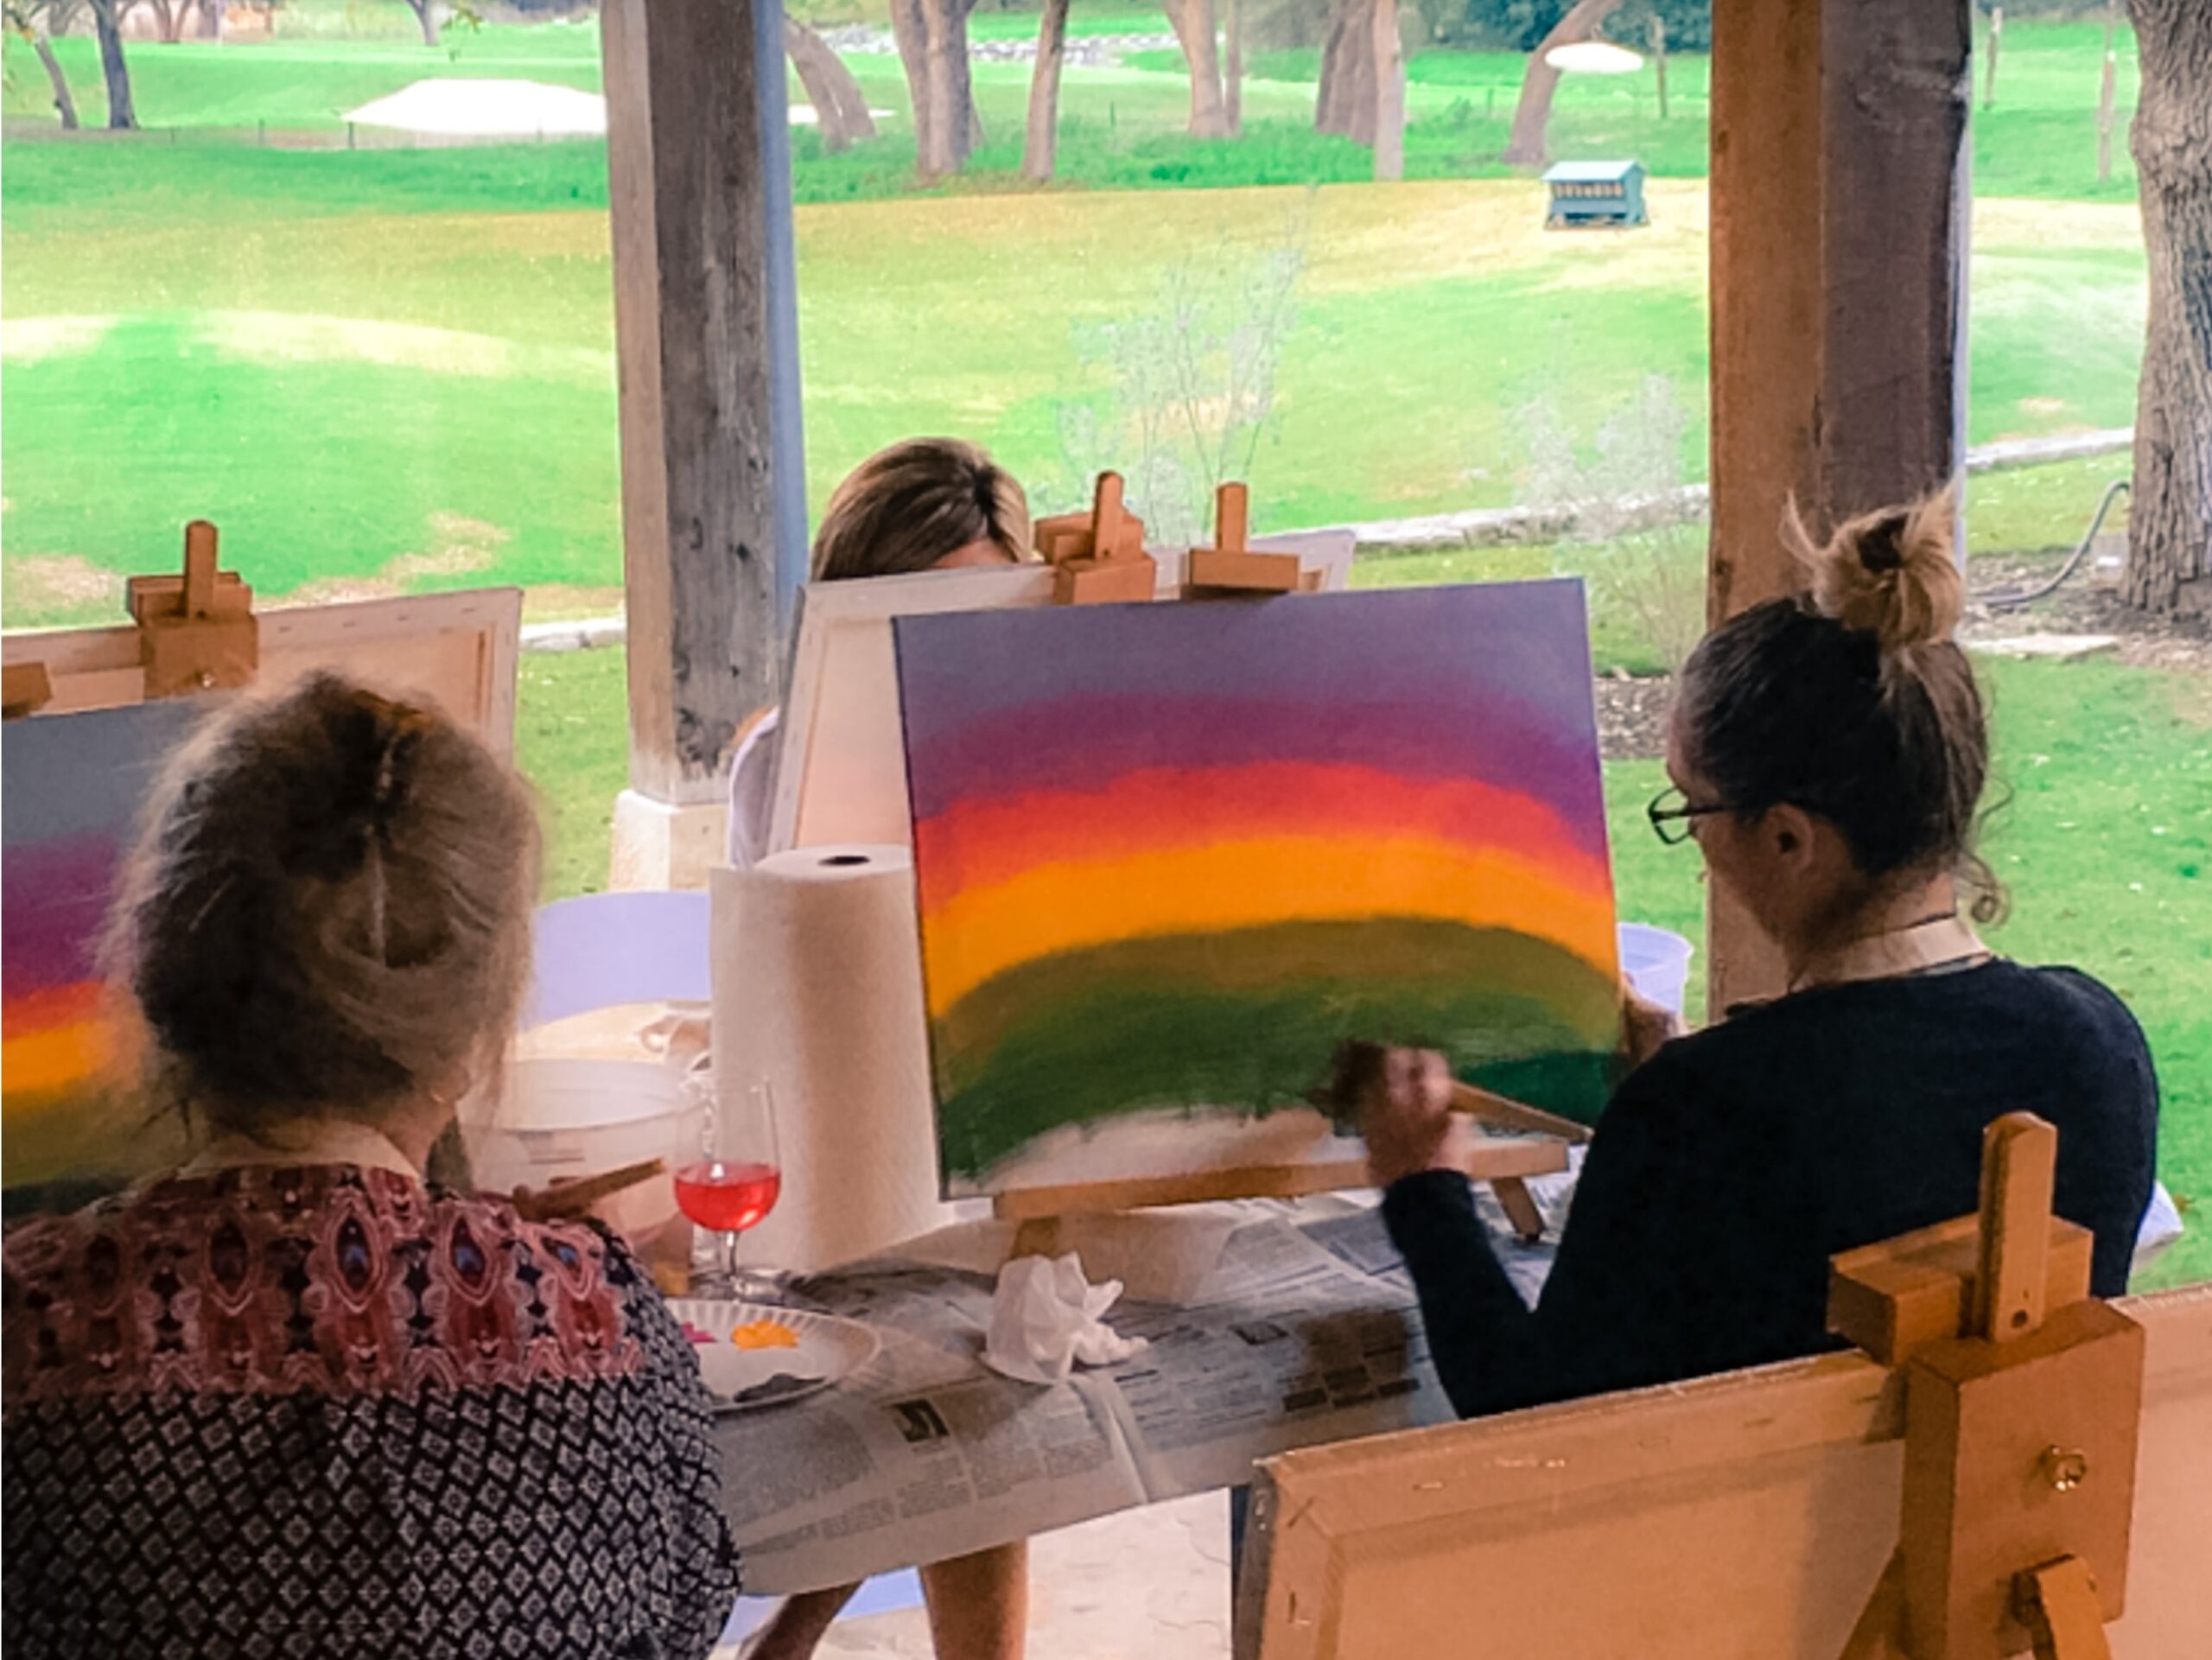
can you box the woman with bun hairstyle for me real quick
[1360,493,2159,1420]
[3,676,740,1659]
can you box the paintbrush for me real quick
[1320,1040,1593,1145]
[513,1156,668,1223]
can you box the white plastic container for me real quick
[467,1057,707,1243]
[1618,922,1695,1018]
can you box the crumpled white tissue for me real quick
[982,1253,1150,1386]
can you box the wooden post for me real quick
[602,0,809,887]
[1706,0,1971,1011]
[1650,14,1669,121]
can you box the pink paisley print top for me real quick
[3,1163,739,1660]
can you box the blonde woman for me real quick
[726,436,1033,868]
[730,438,1034,1660]
[3,676,741,1658]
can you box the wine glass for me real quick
[673,1076,785,1303]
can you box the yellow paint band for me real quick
[921,835,1616,1014]
[1,1019,113,1103]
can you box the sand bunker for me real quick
[346,79,608,138]
[344,78,888,137]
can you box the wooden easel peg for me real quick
[1039,471,1158,605]
[124,519,258,697]
[1183,482,1302,598]
[1828,1112,2145,1660]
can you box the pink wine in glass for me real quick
[674,1161,782,1235]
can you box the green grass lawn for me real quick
[2,16,2149,624]
[0,157,2147,624]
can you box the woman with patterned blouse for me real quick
[3,674,741,1659]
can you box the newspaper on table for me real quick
[718,1157,1576,1595]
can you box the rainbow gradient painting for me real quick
[3,699,200,1216]
[893,582,1623,1197]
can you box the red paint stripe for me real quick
[913,761,1610,910]
[1,981,105,1037]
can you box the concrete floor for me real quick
[719,1491,1235,1660]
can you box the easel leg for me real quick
[2017,1557,2113,1660]
[1492,1178,1544,1243]
[1836,1550,1907,1660]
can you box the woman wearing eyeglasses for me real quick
[1361,493,2158,1421]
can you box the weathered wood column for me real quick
[603,0,809,888]
[1706,0,1971,1009]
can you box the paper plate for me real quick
[671,1299,881,1414]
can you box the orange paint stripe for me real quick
[921,834,1616,1015]
[914,761,1608,911]
[1,1018,116,1101]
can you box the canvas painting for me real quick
[3,698,205,1215]
[893,582,1622,1199]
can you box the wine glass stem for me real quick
[717,1228,742,1288]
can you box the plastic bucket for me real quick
[1618,923,1695,1018]
[467,1057,706,1242]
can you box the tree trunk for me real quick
[1022,0,1071,182]
[26,26,80,128]
[1370,0,1402,179]
[1224,0,1243,134]
[785,16,876,152]
[197,0,222,41]
[1163,0,1230,138]
[1503,0,1627,166]
[1315,0,1376,144]
[2123,0,2212,614]
[410,0,439,48]
[91,1,136,129]
[152,0,184,44]
[918,0,979,175]
[888,0,937,175]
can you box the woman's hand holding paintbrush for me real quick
[1326,1041,1592,1192]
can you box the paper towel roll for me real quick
[710,846,957,1274]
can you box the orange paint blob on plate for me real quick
[730,1319,801,1352]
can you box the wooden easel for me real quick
[2,522,260,723]
[4,528,522,755]
[1035,471,1158,604]
[1184,483,1308,598]
[124,519,260,696]
[996,1074,1589,1260]
[1830,1112,2145,1660]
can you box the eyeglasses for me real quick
[1647,785,1729,846]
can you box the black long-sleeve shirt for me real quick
[1383,961,2159,1420]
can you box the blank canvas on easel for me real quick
[893,582,1622,1199]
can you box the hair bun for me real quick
[1784,490,1961,651]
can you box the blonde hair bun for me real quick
[1784,490,1962,652]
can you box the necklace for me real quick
[1787,911,1992,995]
